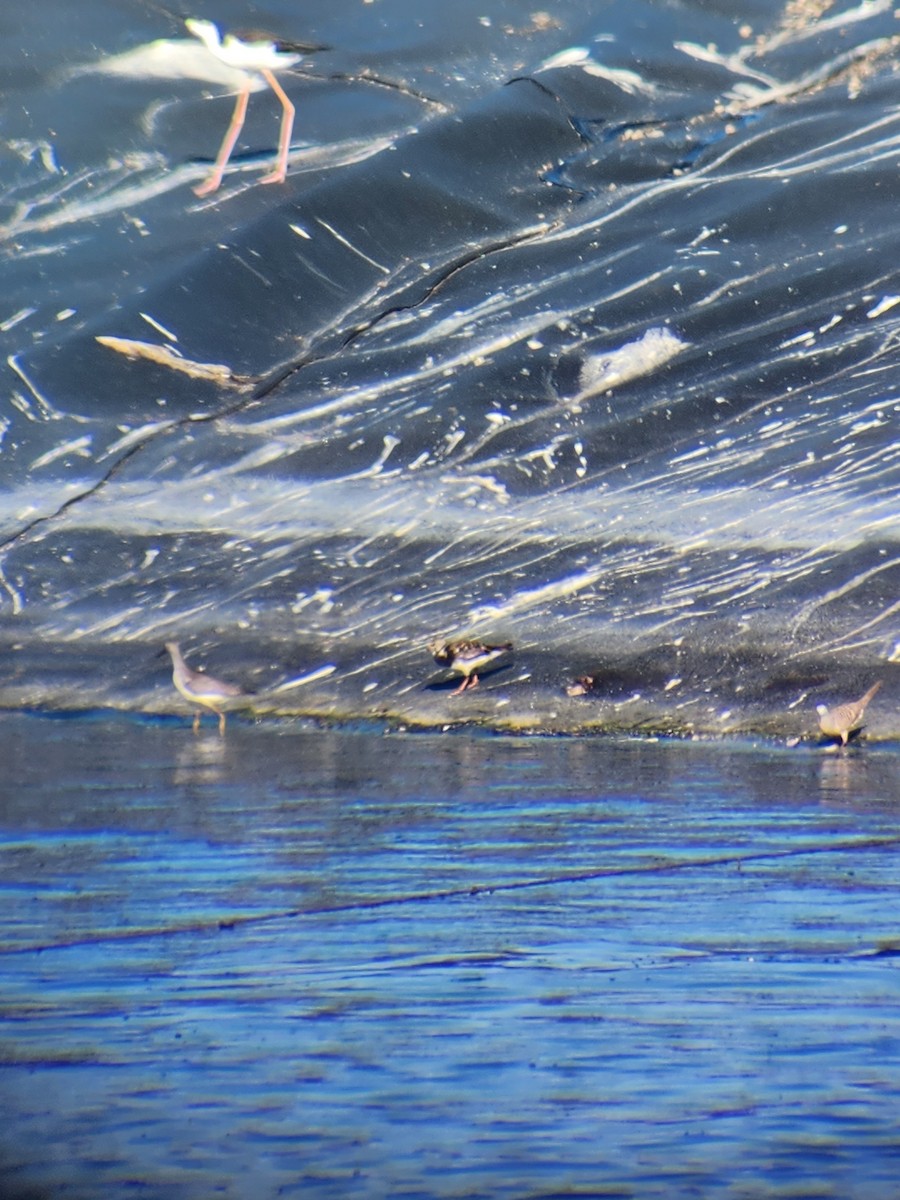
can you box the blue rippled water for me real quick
[1,712,899,1198]
[0,0,897,731]
[1,5,899,1193]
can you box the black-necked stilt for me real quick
[164,641,246,732]
[428,639,514,695]
[185,17,328,196]
[816,681,881,746]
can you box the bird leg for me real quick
[193,711,202,732]
[451,674,478,695]
[218,711,227,735]
[258,68,295,185]
[194,85,250,197]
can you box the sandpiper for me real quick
[816,681,882,746]
[164,641,245,733]
[185,17,328,196]
[428,639,513,695]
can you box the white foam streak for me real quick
[574,328,690,401]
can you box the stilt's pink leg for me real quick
[258,68,295,185]
[194,85,250,197]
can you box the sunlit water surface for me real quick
[1,712,899,1198]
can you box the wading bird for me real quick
[428,639,513,695]
[185,16,328,195]
[164,641,245,733]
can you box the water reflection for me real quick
[1,712,899,1199]
[172,727,231,786]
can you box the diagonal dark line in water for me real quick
[250,217,560,400]
[3,43,897,580]
[294,67,450,114]
[0,72,589,581]
[0,430,167,560]
[2,833,898,958]
[0,386,253,562]
[0,208,563,574]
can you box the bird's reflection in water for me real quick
[817,747,866,798]
[173,727,231,787]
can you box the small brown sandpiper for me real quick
[428,639,513,695]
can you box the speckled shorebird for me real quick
[566,675,595,697]
[428,639,513,695]
[816,681,882,745]
[185,17,328,196]
[164,641,244,733]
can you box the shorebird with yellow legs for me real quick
[185,16,329,196]
[164,641,246,733]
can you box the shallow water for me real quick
[0,0,897,733]
[2,4,899,1193]
[2,712,899,1198]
